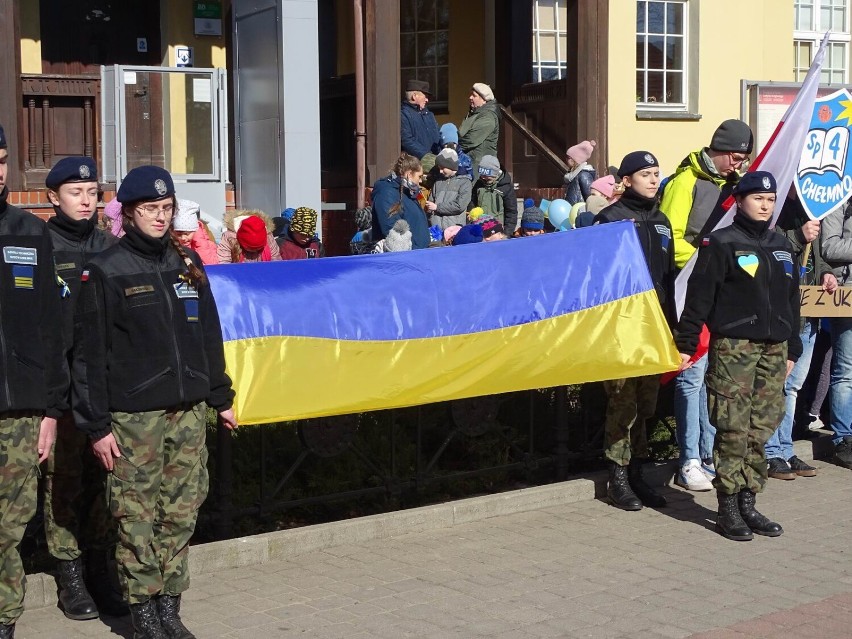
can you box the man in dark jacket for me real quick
[400,79,440,160]
[43,157,125,621]
[0,124,65,639]
[470,155,518,236]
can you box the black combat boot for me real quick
[0,622,14,638]
[85,548,129,617]
[715,492,753,541]
[157,594,195,639]
[738,489,783,537]
[57,558,99,620]
[607,462,642,511]
[628,458,667,507]
[130,600,168,639]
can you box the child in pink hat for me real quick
[564,139,598,206]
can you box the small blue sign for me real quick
[796,88,852,220]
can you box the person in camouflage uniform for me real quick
[43,156,126,621]
[677,171,802,542]
[0,124,66,639]
[597,151,676,511]
[72,166,236,639]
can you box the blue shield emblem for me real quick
[795,89,852,220]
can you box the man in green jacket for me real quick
[459,83,500,175]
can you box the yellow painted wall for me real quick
[607,0,794,174]
[19,0,42,74]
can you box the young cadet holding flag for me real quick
[72,165,236,639]
[676,171,801,542]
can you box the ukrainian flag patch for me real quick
[12,265,34,289]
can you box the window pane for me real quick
[666,71,683,103]
[667,36,684,71]
[667,2,684,34]
[798,5,814,31]
[821,5,831,29]
[401,0,416,32]
[636,37,647,69]
[557,0,567,30]
[541,66,560,81]
[636,70,645,102]
[835,7,847,31]
[537,0,556,31]
[646,70,664,102]
[647,35,665,69]
[417,32,436,66]
[637,1,647,33]
[401,34,416,67]
[538,33,557,60]
[436,0,449,29]
[647,2,666,34]
[417,0,436,30]
[435,30,449,65]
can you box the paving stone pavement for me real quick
[14,462,852,638]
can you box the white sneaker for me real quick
[675,460,713,491]
[808,414,825,431]
[700,461,716,479]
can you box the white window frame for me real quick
[636,0,689,112]
[794,0,851,84]
[532,0,568,83]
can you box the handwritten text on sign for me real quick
[800,285,852,317]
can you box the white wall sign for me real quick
[136,38,148,53]
[176,46,194,68]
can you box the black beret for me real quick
[46,156,98,189]
[116,165,175,203]
[733,170,776,196]
[0,124,6,150]
[617,150,659,178]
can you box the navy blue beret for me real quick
[617,151,659,178]
[0,124,6,150]
[733,170,776,196]
[117,165,175,203]
[46,156,98,189]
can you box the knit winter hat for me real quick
[478,155,501,178]
[710,119,753,153]
[173,199,200,232]
[481,218,505,239]
[468,206,486,222]
[281,207,296,221]
[521,206,545,230]
[103,198,124,238]
[440,123,459,146]
[566,140,596,165]
[384,219,412,252]
[472,83,494,102]
[452,224,483,245]
[436,148,459,171]
[236,215,268,252]
[443,225,462,243]
[590,175,615,200]
[574,210,596,228]
[354,206,373,231]
[290,207,318,237]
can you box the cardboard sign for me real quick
[800,285,852,317]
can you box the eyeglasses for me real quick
[135,204,174,219]
[729,153,749,166]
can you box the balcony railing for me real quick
[21,74,101,188]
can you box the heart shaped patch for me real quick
[737,254,759,277]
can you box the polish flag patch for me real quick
[81,270,89,282]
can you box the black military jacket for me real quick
[72,226,234,440]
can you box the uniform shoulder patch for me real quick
[701,237,711,247]
[81,270,89,282]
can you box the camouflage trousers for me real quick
[602,375,660,466]
[706,337,786,495]
[0,412,40,625]
[43,413,116,561]
[108,403,209,604]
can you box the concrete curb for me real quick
[23,430,836,612]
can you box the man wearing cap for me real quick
[44,157,126,621]
[470,155,518,236]
[400,79,441,160]
[676,170,800,541]
[0,125,66,638]
[660,119,754,493]
[595,151,675,512]
[459,83,500,174]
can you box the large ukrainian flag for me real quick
[207,221,680,425]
